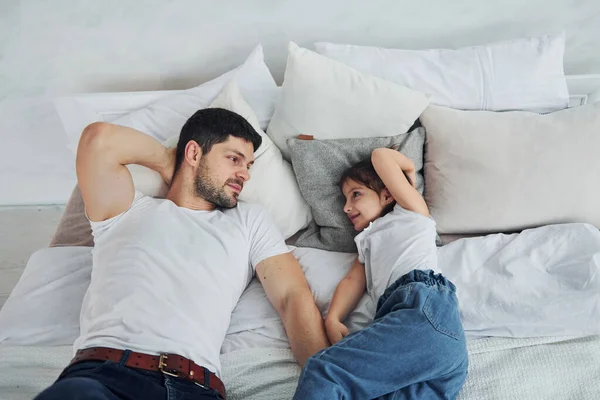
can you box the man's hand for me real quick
[77,122,179,221]
[325,317,349,345]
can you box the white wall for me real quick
[1,0,599,205]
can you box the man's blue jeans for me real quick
[34,353,222,400]
[294,269,468,400]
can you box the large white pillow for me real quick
[267,42,429,159]
[420,102,600,235]
[315,33,568,113]
[55,45,278,153]
[161,81,312,239]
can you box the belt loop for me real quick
[204,367,210,387]
[119,349,132,366]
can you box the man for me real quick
[36,108,329,400]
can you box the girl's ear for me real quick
[380,188,394,205]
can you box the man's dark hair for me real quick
[173,108,262,176]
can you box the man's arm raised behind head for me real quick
[76,122,174,222]
[256,252,330,367]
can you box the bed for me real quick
[2,36,600,400]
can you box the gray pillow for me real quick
[287,128,425,253]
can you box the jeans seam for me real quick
[165,376,174,400]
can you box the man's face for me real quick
[193,136,255,208]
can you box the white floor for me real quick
[0,207,64,309]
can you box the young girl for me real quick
[293,148,468,400]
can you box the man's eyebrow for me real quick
[226,149,247,160]
[227,149,254,165]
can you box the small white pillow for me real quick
[55,45,278,153]
[162,81,312,239]
[267,42,429,159]
[315,33,568,113]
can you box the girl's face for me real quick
[341,178,393,231]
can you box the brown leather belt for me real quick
[70,347,226,399]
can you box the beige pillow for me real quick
[421,102,600,235]
[49,185,93,247]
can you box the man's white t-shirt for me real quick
[74,192,289,377]
[354,204,438,302]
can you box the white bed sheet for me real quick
[441,222,600,337]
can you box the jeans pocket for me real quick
[422,288,462,340]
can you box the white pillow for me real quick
[54,45,278,153]
[293,247,357,315]
[420,102,600,235]
[267,42,429,159]
[161,81,312,239]
[315,33,568,113]
[55,90,177,153]
[0,247,92,346]
[227,246,367,338]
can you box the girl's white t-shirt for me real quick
[354,204,439,302]
[74,192,289,377]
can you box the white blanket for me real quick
[438,223,600,337]
[2,335,599,399]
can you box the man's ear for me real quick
[184,140,203,167]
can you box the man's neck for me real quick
[166,178,216,211]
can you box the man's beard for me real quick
[193,159,242,209]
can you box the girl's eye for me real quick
[230,156,238,163]
[352,191,360,198]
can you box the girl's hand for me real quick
[325,318,349,345]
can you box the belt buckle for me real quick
[158,354,180,378]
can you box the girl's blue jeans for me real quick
[294,269,468,400]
